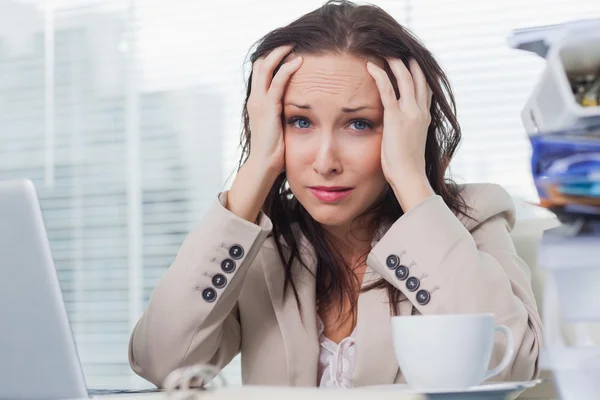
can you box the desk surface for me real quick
[96,389,422,400]
[88,382,557,400]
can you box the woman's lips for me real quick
[308,187,354,203]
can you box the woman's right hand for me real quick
[227,45,303,223]
[246,44,303,174]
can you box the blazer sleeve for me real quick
[367,183,543,382]
[128,191,272,387]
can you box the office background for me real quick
[1,0,599,390]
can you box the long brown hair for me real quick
[236,0,470,322]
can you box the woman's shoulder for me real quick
[456,183,516,232]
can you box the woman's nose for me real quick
[312,134,343,176]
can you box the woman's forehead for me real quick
[284,54,382,105]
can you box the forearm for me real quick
[227,157,280,223]
[367,192,542,381]
[388,169,436,213]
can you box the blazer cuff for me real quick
[182,191,273,305]
[367,195,470,309]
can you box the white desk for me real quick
[95,388,422,400]
[92,386,559,400]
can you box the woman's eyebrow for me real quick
[341,105,377,113]
[283,103,377,112]
[284,103,311,109]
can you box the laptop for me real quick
[0,179,157,399]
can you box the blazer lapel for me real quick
[263,233,320,386]
[352,266,402,387]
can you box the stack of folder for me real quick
[530,125,600,223]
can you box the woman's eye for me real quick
[349,120,372,131]
[288,117,311,129]
[286,117,373,131]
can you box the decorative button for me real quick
[221,259,236,273]
[386,254,400,269]
[212,274,227,289]
[395,265,409,280]
[229,244,244,260]
[202,288,217,302]
[416,289,430,305]
[406,277,420,292]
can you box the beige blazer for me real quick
[128,183,543,388]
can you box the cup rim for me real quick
[391,313,495,321]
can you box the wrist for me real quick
[240,158,281,198]
[227,158,281,223]
[245,155,282,182]
[389,171,435,212]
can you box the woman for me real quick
[129,0,542,388]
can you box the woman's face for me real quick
[283,53,388,233]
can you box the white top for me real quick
[317,316,357,388]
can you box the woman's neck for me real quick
[322,221,374,264]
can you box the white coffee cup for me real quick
[391,313,515,390]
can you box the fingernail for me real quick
[366,61,374,69]
[293,56,303,64]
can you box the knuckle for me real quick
[405,108,421,123]
[268,82,281,95]
[384,86,396,99]
[414,112,425,124]
[267,94,282,109]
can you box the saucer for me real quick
[364,380,542,399]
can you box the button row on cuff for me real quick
[387,253,431,306]
[202,244,246,303]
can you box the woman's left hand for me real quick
[366,58,436,211]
